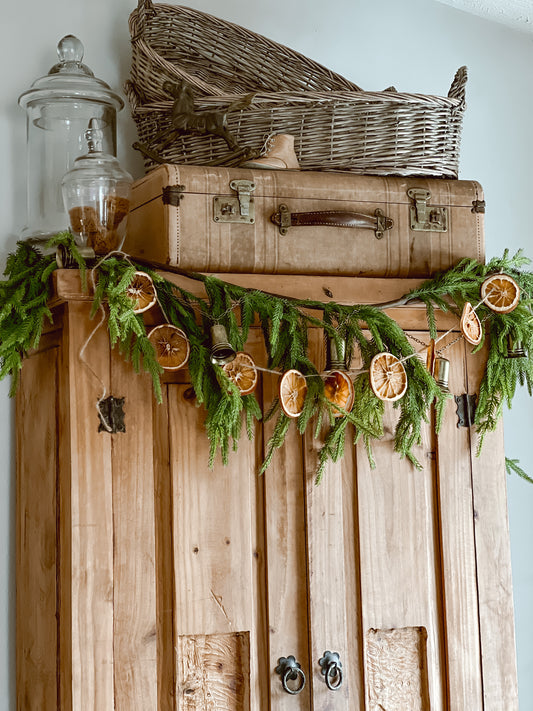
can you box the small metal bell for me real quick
[210,324,236,365]
[325,334,347,371]
[505,334,526,359]
[433,357,450,393]
[55,243,96,268]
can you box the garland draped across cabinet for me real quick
[1,233,533,483]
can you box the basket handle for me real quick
[448,66,467,104]
[271,206,393,240]
[136,0,155,35]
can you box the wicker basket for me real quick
[126,1,467,178]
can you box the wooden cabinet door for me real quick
[299,326,516,710]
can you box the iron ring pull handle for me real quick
[271,204,393,239]
[275,656,306,695]
[319,651,343,691]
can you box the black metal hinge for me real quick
[472,199,486,213]
[454,393,477,428]
[98,396,126,433]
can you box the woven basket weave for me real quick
[126,1,467,177]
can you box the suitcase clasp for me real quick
[213,179,256,224]
[408,189,448,233]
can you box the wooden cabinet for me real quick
[16,270,518,710]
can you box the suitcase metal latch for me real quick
[213,179,256,224]
[408,189,448,233]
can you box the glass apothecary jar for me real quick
[62,119,133,255]
[18,35,123,245]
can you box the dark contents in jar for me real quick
[69,195,130,254]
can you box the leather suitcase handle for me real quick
[271,205,393,239]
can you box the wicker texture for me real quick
[126,1,467,177]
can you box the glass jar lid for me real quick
[18,35,123,110]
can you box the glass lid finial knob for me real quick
[57,35,84,65]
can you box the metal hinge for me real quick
[213,179,256,225]
[454,393,477,428]
[472,199,486,213]
[407,189,448,232]
[98,396,126,433]
[162,185,185,206]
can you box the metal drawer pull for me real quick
[275,656,306,695]
[319,651,343,691]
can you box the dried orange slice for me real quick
[481,274,520,313]
[148,324,190,370]
[279,369,308,419]
[222,352,258,395]
[126,271,157,314]
[369,352,408,402]
[324,370,355,417]
[460,302,483,345]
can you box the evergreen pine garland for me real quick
[0,238,532,483]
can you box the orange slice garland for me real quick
[148,324,190,370]
[369,352,408,402]
[279,369,308,418]
[481,274,520,314]
[324,370,355,417]
[460,302,483,345]
[222,352,258,395]
[126,271,158,314]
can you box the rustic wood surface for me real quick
[16,348,58,710]
[466,347,519,710]
[65,302,115,709]
[303,329,360,709]
[262,372,311,709]
[110,351,158,708]
[16,272,519,710]
[356,373,446,709]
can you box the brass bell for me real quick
[55,243,96,268]
[505,334,526,359]
[433,356,450,393]
[325,333,347,371]
[210,324,236,365]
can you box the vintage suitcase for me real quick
[126,164,485,276]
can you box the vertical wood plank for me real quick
[168,381,260,706]
[303,329,363,709]
[466,347,519,709]
[435,337,483,709]
[356,332,447,709]
[153,386,177,710]
[65,302,114,710]
[111,350,158,708]
[262,374,311,710]
[16,348,58,710]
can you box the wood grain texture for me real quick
[365,627,430,710]
[177,632,250,709]
[168,383,259,703]
[435,337,483,709]
[16,348,58,710]
[466,346,519,709]
[262,373,311,710]
[52,269,458,331]
[302,329,361,709]
[110,350,158,709]
[152,386,176,709]
[65,301,115,709]
[356,329,447,710]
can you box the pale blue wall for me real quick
[1,0,532,707]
